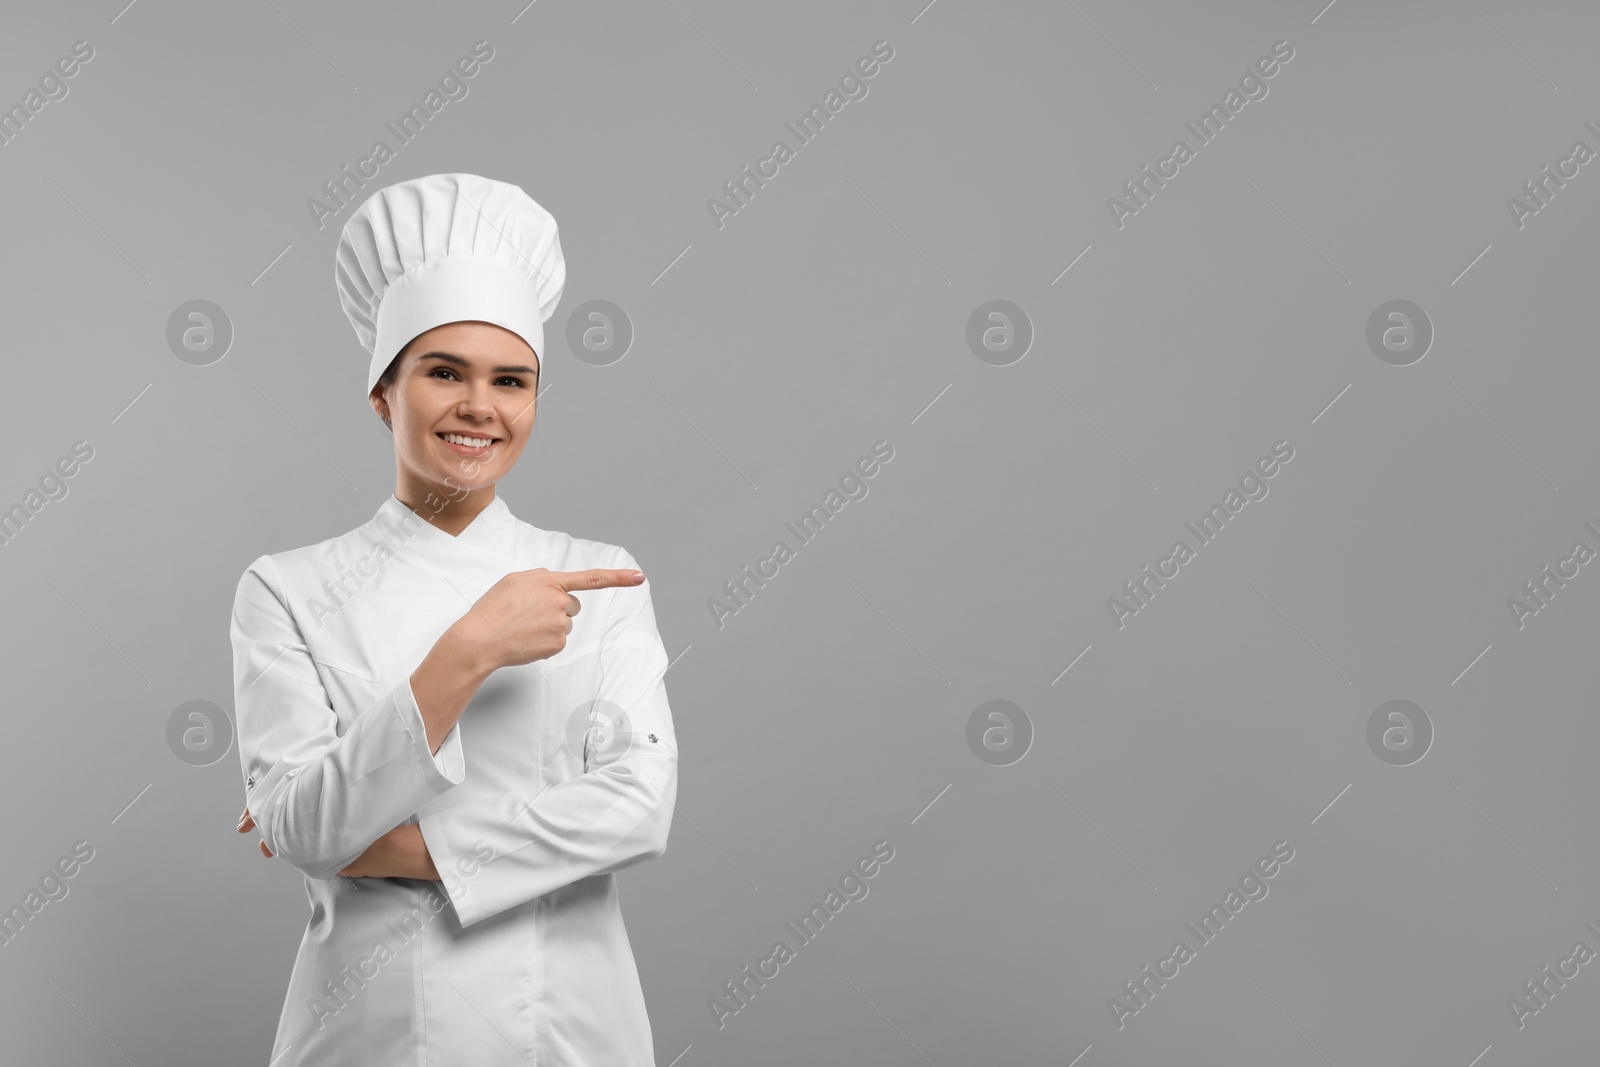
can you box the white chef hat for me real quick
[334,172,565,399]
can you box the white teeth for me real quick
[442,433,493,448]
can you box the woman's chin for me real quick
[440,471,496,491]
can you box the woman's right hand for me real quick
[450,566,646,672]
[237,809,273,858]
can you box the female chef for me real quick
[229,173,679,1065]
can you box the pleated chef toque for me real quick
[334,172,566,399]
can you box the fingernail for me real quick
[631,571,646,583]
[237,813,248,830]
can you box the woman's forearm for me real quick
[410,622,495,753]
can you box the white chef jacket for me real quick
[230,492,678,1066]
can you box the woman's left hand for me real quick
[339,823,440,880]
[237,809,439,880]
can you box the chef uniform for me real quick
[232,173,678,1066]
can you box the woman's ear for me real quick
[369,382,390,430]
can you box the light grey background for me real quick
[1,0,1596,1063]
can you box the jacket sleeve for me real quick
[418,550,679,928]
[232,554,466,880]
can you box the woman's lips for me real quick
[436,433,498,457]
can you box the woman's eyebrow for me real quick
[417,351,538,374]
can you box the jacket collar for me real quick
[371,492,522,561]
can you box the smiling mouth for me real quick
[437,432,500,455]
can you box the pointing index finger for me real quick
[548,568,646,593]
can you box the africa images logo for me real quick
[1107,840,1295,1029]
[707,840,895,1029]
[706,40,895,229]
[1107,440,1294,629]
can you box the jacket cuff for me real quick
[396,676,465,788]
[416,807,487,928]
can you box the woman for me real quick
[230,173,678,1065]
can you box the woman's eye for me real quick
[426,368,523,387]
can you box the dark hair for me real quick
[377,352,403,390]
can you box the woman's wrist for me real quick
[411,621,496,754]
[410,824,440,880]
[439,617,497,682]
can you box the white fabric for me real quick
[231,493,676,1065]
[334,172,566,398]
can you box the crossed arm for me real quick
[236,808,436,879]
[230,552,676,909]
[232,594,485,881]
